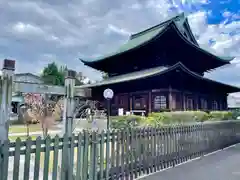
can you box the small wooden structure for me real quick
[80,13,240,115]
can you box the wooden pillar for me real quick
[115,95,119,112]
[148,91,152,113]
[60,70,76,180]
[0,59,15,143]
[223,94,228,110]
[208,96,212,110]
[182,92,186,111]
[219,99,222,110]
[62,70,76,136]
[130,93,133,111]
[168,86,172,111]
[195,94,199,110]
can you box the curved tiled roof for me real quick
[80,13,233,65]
[78,62,240,93]
[81,22,169,63]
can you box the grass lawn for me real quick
[9,124,43,134]
[9,124,60,134]
[8,135,38,142]
[8,133,58,142]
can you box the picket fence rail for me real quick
[1,120,240,180]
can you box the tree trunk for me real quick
[26,123,30,137]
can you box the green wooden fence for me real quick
[1,120,240,180]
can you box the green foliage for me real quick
[110,111,234,129]
[102,73,109,80]
[75,78,84,86]
[209,111,233,121]
[193,111,210,122]
[110,115,144,129]
[231,109,240,119]
[146,111,209,126]
[41,62,66,86]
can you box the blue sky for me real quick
[206,0,239,23]
[0,0,239,90]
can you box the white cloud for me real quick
[12,22,42,34]
[189,11,240,56]
[220,0,231,4]
[0,0,238,86]
[106,24,131,36]
[188,11,209,37]
[222,11,232,18]
[186,11,240,86]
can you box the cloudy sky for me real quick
[0,0,239,87]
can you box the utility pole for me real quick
[0,59,15,143]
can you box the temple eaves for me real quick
[80,13,234,65]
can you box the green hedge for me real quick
[209,111,233,121]
[110,115,145,129]
[146,111,209,126]
[231,109,240,119]
[110,110,234,129]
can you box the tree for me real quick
[102,72,109,80]
[75,78,84,86]
[23,93,61,138]
[41,62,66,86]
[19,107,31,137]
[86,79,91,84]
[41,62,87,86]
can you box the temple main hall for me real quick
[80,13,240,115]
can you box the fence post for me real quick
[61,69,76,180]
[62,69,76,136]
[0,59,15,143]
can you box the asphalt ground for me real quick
[138,144,240,180]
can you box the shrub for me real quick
[223,111,233,120]
[232,109,240,120]
[209,111,233,121]
[192,111,210,122]
[110,115,144,129]
[146,112,171,126]
[110,110,233,129]
[146,111,209,126]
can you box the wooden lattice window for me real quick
[135,97,142,108]
[119,96,125,106]
[201,98,208,109]
[219,102,222,110]
[187,97,193,110]
[212,100,218,110]
[159,96,167,109]
[120,99,124,105]
[154,95,167,110]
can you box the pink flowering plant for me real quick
[21,93,63,137]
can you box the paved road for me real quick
[139,144,240,180]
